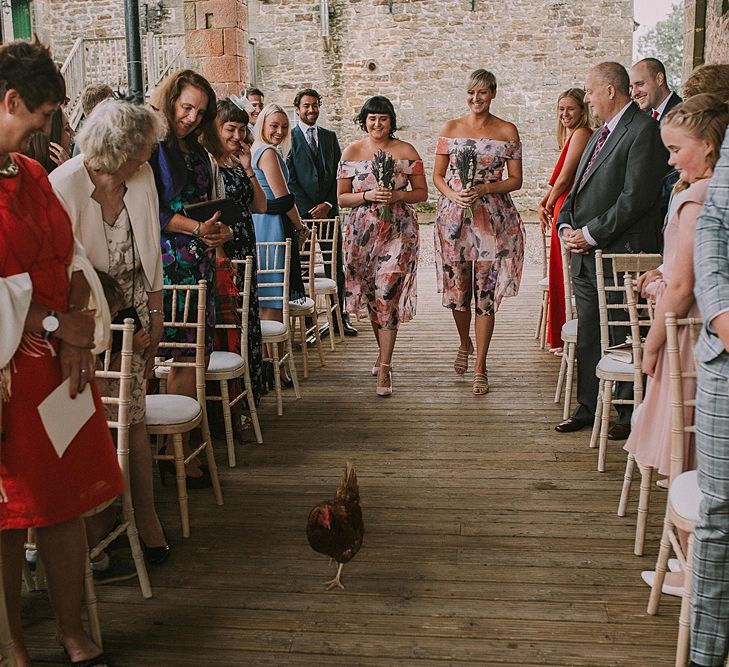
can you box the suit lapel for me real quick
[572,130,601,195]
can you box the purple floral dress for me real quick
[337,159,422,330]
[434,137,525,315]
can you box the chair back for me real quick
[305,217,339,278]
[256,240,292,322]
[595,251,662,356]
[154,280,208,408]
[623,275,652,405]
[229,256,254,359]
[297,227,317,298]
[665,313,701,484]
[540,227,549,280]
[560,240,576,321]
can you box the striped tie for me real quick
[578,125,610,190]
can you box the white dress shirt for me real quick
[652,92,674,121]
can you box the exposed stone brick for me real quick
[187,28,224,57]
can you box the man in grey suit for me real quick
[287,88,357,336]
[691,127,729,667]
[555,62,670,434]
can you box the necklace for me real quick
[0,155,19,178]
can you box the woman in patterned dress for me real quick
[433,69,525,395]
[149,70,232,484]
[337,96,428,396]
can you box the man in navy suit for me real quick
[287,88,357,336]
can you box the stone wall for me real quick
[248,0,634,211]
[683,1,729,81]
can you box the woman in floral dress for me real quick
[433,69,525,396]
[337,96,428,396]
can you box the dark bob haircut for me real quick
[356,96,397,138]
[218,98,249,126]
[0,39,65,111]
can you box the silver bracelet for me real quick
[149,308,163,316]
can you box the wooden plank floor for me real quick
[25,226,681,666]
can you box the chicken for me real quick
[306,462,364,590]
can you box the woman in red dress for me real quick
[0,41,122,667]
[537,89,593,352]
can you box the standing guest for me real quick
[244,86,265,128]
[287,87,357,337]
[25,107,74,172]
[684,63,729,101]
[0,39,122,667]
[50,99,171,568]
[202,97,267,402]
[690,123,729,667]
[554,62,669,435]
[433,69,524,395]
[629,57,682,121]
[251,103,309,386]
[537,88,593,353]
[338,95,428,396]
[149,69,231,484]
[71,83,114,157]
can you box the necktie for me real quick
[306,126,317,153]
[651,109,660,120]
[578,125,610,190]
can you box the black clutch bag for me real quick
[183,198,242,227]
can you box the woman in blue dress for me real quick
[251,104,309,384]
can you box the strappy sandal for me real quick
[473,371,489,396]
[376,363,393,397]
[454,342,473,376]
[372,360,393,376]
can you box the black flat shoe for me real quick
[555,417,592,433]
[157,459,212,489]
[608,423,631,440]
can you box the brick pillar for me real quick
[184,0,248,97]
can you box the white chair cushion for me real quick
[561,318,577,340]
[314,277,337,292]
[145,394,201,426]
[538,276,549,289]
[261,320,288,337]
[314,265,326,277]
[154,365,170,379]
[207,351,244,374]
[597,354,633,376]
[290,297,316,312]
[669,470,701,524]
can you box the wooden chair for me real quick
[305,217,345,350]
[206,257,263,467]
[289,227,325,379]
[0,400,16,665]
[646,314,702,667]
[534,228,549,349]
[257,240,301,416]
[147,281,224,538]
[554,239,578,419]
[589,251,662,472]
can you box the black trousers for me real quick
[318,227,346,313]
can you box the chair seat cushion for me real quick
[596,354,633,377]
[561,318,577,340]
[669,470,701,524]
[290,297,316,312]
[145,394,201,426]
[538,276,549,288]
[314,277,337,292]
[261,319,288,337]
[207,351,244,374]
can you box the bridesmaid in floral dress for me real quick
[337,96,428,396]
[433,69,525,395]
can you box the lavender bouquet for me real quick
[372,149,396,222]
[455,145,478,220]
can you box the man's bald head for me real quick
[592,62,631,97]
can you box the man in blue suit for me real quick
[287,88,357,336]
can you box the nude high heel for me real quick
[376,363,393,397]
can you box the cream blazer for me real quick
[49,155,164,293]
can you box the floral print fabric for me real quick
[434,137,525,314]
[338,159,422,330]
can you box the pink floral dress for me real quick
[337,159,423,329]
[434,137,525,315]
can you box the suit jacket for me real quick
[659,91,682,120]
[49,155,164,293]
[287,124,342,217]
[557,102,670,276]
[694,128,729,364]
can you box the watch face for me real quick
[42,314,60,333]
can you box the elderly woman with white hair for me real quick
[49,99,170,570]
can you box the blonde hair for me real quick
[683,64,729,101]
[662,93,729,191]
[253,104,292,158]
[467,69,497,93]
[555,88,592,148]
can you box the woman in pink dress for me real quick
[623,94,729,593]
[433,69,525,395]
[537,89,592,352]
[337,96,428,397]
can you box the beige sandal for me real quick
[454,342,474,376]
[473,371,489,396]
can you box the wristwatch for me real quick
[42,310,60,340]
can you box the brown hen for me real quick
[306,462,364,590]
